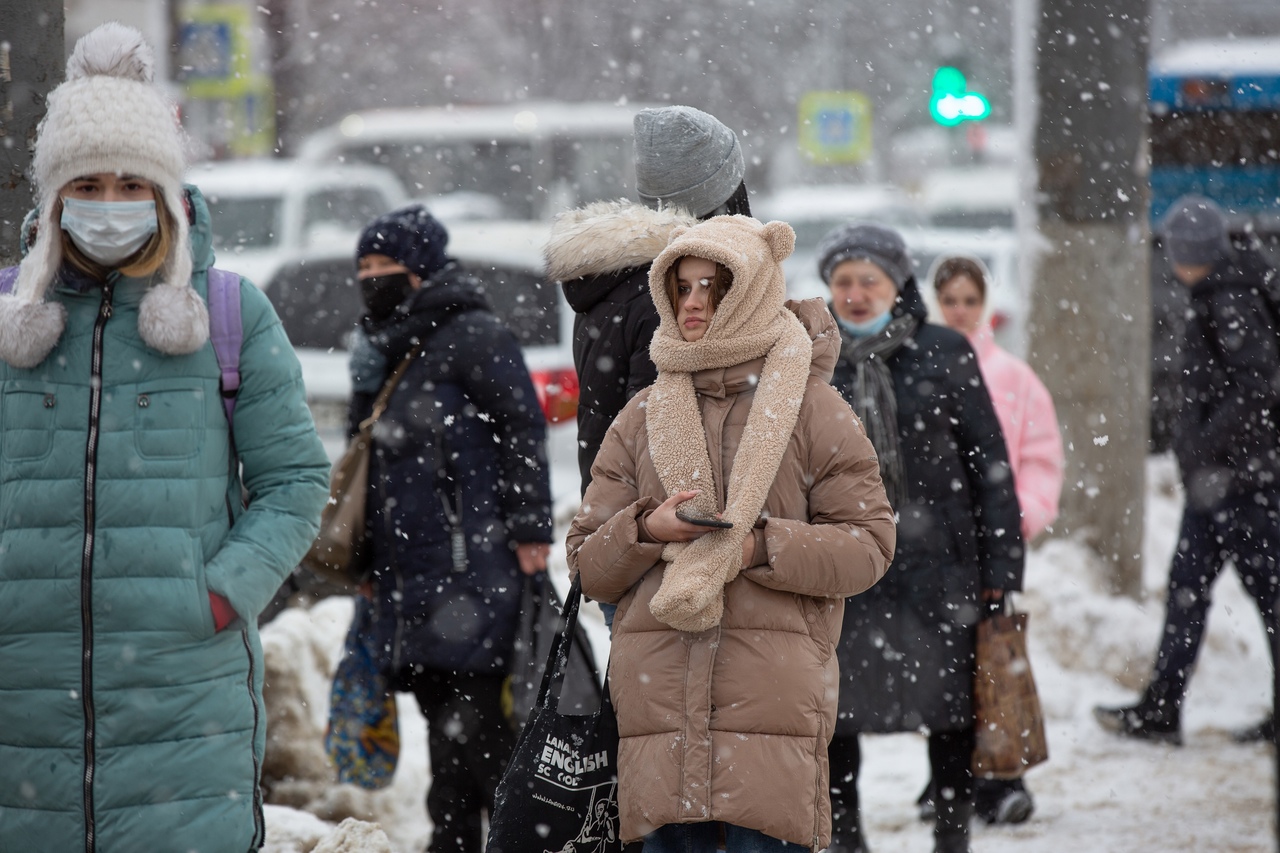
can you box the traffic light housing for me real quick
[930,66,990,126]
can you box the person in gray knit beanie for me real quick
[634,106,749,218]
[816,223,914,290]
[1159,194,1232,268]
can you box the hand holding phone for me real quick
[676,508,734,529]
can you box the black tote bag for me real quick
[509,571,603,729]
[486,576,622,853]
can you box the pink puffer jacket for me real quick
[969,325,1064,540]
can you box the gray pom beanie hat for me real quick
[1160,195,1231,266]
[0,22,205,369]
[634,106,745,218]
[816,223,913,289]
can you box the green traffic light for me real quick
[934,66,968,97]
[930,66,990,126]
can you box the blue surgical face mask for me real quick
[837,310,893,338]
[60,198,159,266]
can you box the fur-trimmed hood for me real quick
[544,200,697,284]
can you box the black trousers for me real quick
[829,728,975,836]
[1151,489,1280,704]
[408,670,515,853]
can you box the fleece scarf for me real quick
[644,215,812,632]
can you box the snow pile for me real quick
[261,807,392,853]
[260,596,433,852]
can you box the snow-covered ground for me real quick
[260,454,1275,852]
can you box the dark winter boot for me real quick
[933,825,971,853]
[1092,684,1183,745]
[974,777,1034,825]
[933,793,972,853]
[1231,712,1275,744]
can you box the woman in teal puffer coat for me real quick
[0,24,329,853]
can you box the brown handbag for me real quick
[301,347,420,586]
[972,607,1049,779]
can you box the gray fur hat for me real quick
[816,223,913,289]
[634,106,745,218]
[1160,195,1231,266]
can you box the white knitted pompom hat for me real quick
[0,21,208,368]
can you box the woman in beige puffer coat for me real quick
[566,215,896,852]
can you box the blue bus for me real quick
[1149,37,1280,236]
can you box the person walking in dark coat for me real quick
[348,205,554,853]
[819,225,1025,853]
[1094,195,1280,746]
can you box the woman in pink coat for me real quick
[934,257,1064,543]
[925,255,1065,827]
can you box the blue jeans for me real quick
[599,601,617,632]
[642,822,805,853]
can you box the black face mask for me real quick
[360,272,414,321]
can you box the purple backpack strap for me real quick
[206,268,243,426]
[0,266,18,294]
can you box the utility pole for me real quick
[0,3,63,266]
[1026,0,1151,597]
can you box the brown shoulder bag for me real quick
[301,347,420,586]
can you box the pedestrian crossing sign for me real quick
[799,91,872,164]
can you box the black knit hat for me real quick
[356,204,450,280]
[816,223,912,288]
[1160,195,1230,266]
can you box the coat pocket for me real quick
[133,381,208,460]
[1,384,60,463]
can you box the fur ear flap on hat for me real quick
[761,220,796,264]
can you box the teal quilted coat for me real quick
[0,188,330,852]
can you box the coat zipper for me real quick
[81,281,115,853]
[241,629,266,847]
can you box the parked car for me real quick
[297,101,656,222]
[190,158,408,287]
[259,220,582,507]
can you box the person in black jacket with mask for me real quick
[819,224,1025,853]
[347,204,553,853]
[1094,195,1280,747]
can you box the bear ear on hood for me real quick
[667,225,690,245]
[761,220,796,264]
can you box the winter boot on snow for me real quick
[1092,684,1183,745]
[974,777,1034,825]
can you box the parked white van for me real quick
[298,101,655,221]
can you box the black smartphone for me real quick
[676,509,734,529]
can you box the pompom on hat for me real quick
[0,22,205,368]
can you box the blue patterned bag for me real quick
[325,596,400,789]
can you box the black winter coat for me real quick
[562,265,659,493]
[350,264,553,682]
[545,201,697,494]
[830,277,1025,734]
[1173,247,1280,511]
